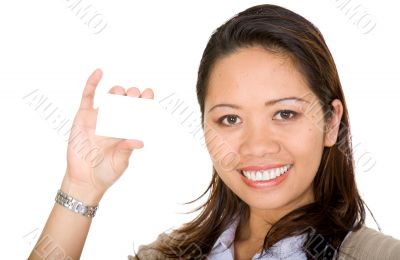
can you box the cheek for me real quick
[285,124,325,180]
[203,125,242,172]
[278,113,325,152]
[287,126,324,153]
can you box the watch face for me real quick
[76,204,88,215]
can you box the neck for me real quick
[235,189,314,243]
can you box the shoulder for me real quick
[127,232,171,260]
[338,225,400,259]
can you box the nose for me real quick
[239,121,281,157]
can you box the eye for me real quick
[218,114,242,126]
[273,110,298,120]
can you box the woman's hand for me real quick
[60,69,154,204]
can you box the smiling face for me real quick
[203,46,338,217]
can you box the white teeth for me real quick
[242,164,291,182]
[271,169,278,179]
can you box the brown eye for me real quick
[273,110,298,120]
[218,115,242,126]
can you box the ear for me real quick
[324,99,343,147]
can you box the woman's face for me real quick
[203,46,341,217]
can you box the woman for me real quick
[29,4,400,260]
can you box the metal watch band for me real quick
[55,189,98,218]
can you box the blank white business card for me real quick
[95,94,159,141]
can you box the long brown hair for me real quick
[150,4,366,259]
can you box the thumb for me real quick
[117,139,144,150]
[112,139,144,173]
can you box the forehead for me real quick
[205,46,314,106]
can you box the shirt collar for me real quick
[211,216,240,251]
[210,216,308,259]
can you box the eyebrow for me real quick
[207,97,309,113]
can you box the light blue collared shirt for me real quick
[207,217,307,260]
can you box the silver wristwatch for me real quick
[55,189,98,218]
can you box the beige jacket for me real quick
[128,226,400,259]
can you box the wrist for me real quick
[60,175,105,205]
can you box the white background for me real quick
[0,0,399,259]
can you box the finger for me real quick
[108,86,127,95]
[80,68,103,110]
[126,87,141,97]
[140,88,154,99]
[117,139,144,150]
